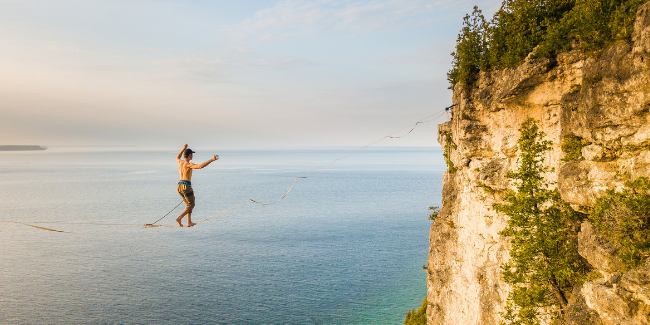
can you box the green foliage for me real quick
[478,182,497,195]
[540,0,647,56]
[404,298,427,325]
[429,206,440,221]
[449,0,647,88]
[590,177,650,270]
[489,0,574,69]
[441,131,458,173]
[448,6,489,87]
[583,73,603,85]
[494,118,590,325]
[561,133,586,161]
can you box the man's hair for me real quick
[183,148,195,158]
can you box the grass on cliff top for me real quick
[448,0,647,88]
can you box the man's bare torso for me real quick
[179,160,194,181]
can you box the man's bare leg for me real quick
[176,208,190,227]
[187,213,196,227]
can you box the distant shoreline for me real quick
[0,145,47,151]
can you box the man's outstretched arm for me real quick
[176,144,188,163]
[192,155,219,169]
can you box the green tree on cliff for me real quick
[494,118,590,324]
[449,0,647,88]
[447,6,489,87]
[404,298,427,325]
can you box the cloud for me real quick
[220,0,451,41]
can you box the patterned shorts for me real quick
[177,180,195,210]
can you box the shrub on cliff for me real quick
[440,131,458,173]
[404,298,427,325]
[560,133,586,162]
[590,176,650,271]
[494,118,590,325]
[448,0,647,88]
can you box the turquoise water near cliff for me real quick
[0,147,444,324]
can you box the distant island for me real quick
[0,145,47,151]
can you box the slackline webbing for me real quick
[194,108,450,225]
[0,106,453,233]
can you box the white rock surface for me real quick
[428,3,650,324]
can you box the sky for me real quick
[0,0,500,149]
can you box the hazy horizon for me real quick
[1,0,500,148]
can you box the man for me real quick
[176,144,219,227]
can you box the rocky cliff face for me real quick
[427,3,650,324]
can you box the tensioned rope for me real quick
[193,107,452,225]
[145,108,452,227]
[1,106,453,233]
[0,221,158,234]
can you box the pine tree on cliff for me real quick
[494,118,590,324]
[404,299,427,325]
[448,0,647,88]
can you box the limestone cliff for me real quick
[427,3,650,324]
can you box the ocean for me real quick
[0,147,444,324]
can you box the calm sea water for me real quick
[0,147,444,324]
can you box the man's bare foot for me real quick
[187,222,197,227]
[176,217,183,227]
